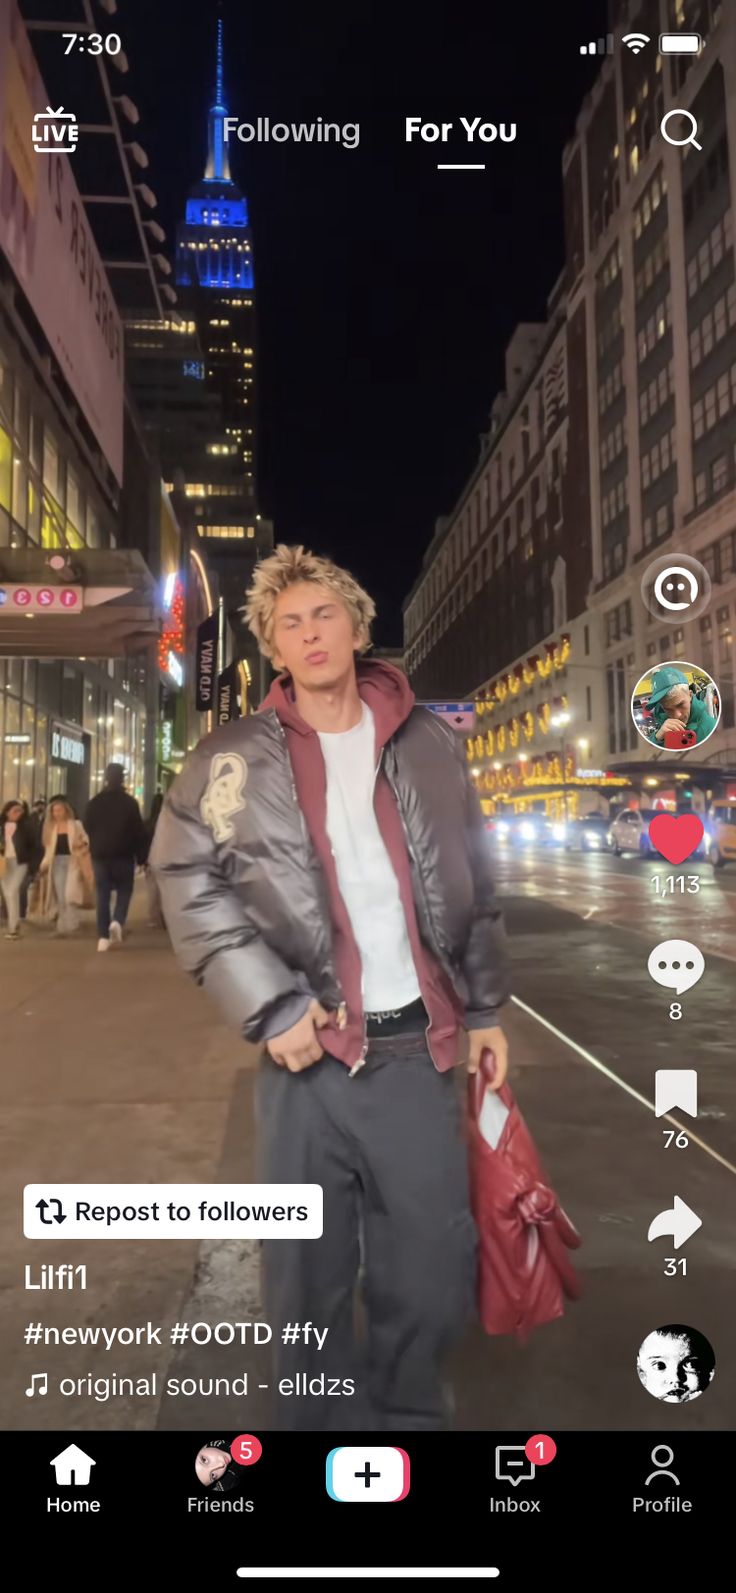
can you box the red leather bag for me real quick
[467,1051,583,1342]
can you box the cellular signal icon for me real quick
[580,34,614,56]
[622,32,651,53]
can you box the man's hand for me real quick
[655,718,686,741]
[266,999,331,1072]
[467,1025,508,1090]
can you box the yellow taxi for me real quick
[707,802,736,869]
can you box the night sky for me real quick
[120,0,609,643]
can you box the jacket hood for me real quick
[261,657,416,748]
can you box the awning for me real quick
[0,548,161,657]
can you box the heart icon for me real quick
[649,813,704,865]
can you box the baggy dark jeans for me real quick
[93,858,135,938]
[255,1037,477,1432]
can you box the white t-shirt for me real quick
[317,703,421,1011]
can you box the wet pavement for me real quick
[2,855,734,1433]
[449,842,736,1429]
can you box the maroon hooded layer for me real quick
[261,659,464,1070]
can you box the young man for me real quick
[84,763,148,951]
[152,545,510,1430]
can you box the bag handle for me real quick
[468,1046,498,1121]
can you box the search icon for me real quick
[660,108,702,150]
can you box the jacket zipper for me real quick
[274,712,346,1026]
[383,757,454,1072]
[348,742,384,1077]
[372,754,443,1072]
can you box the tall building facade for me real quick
[403,284,605,813]
[176,24,256,493]
[577,0,736,768]
[172,20,272,686]
[404,0,736,813]
[0,0,187,814]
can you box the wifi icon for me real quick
[623,31,651,53]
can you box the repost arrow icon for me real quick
[647,1196,702,1249]
[34,1198,66,1226]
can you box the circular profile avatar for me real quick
[631,661,720,751]
[195,1438,239,1493]
[637,1323,715,1404]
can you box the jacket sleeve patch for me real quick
[200,751,248,842]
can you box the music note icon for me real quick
[25,1372,48,1398]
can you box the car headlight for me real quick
[552,823,566,841]
[587,835,600,847]
[496,821,509,837]
[520,822,536,841]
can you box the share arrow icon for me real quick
[647,1196,702,1249]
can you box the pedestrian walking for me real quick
[0,799,38,939]
[152,544,511,1432]
[38,798,94,935]
[84,763,148,952]
[22,798,47,920]
[144,791,165,928]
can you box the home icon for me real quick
[50,1444,96,1486]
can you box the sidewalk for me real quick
[2,890,734,1431]
[0,886,258,1430]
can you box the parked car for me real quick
[706,802,736,868]
[608,807,707,859]
[563,814,610,853]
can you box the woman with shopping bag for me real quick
[468,1048,583,1342]
[37,798,95,935]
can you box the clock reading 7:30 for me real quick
[63,33,122,55]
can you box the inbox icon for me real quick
[495,1445,535,1486]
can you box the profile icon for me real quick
[645,1444,679,1487]
[631,661,720,750]
[636,1324,715,1404]
[195,1438,239,1492]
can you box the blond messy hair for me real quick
[243,544,376,661]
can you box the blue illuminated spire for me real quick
[205,15,230,182]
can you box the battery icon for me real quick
[659,32,702,54]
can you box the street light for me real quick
[550,710,572,821]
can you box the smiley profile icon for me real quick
[654,566,699,612]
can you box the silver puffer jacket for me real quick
[150,664,510,1054]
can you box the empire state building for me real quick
[176,18,257,507]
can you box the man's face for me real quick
[272,581,362,690]
[637,1331,713,1402]
[668,691,691,724]
[195,1446,229,1485]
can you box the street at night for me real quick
[2,0,736,1573]
[2,848,734,1433]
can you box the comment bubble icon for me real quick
[494,1445,535,1487]
[647,939,704,997]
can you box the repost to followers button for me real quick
[23,1184,323,1239]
